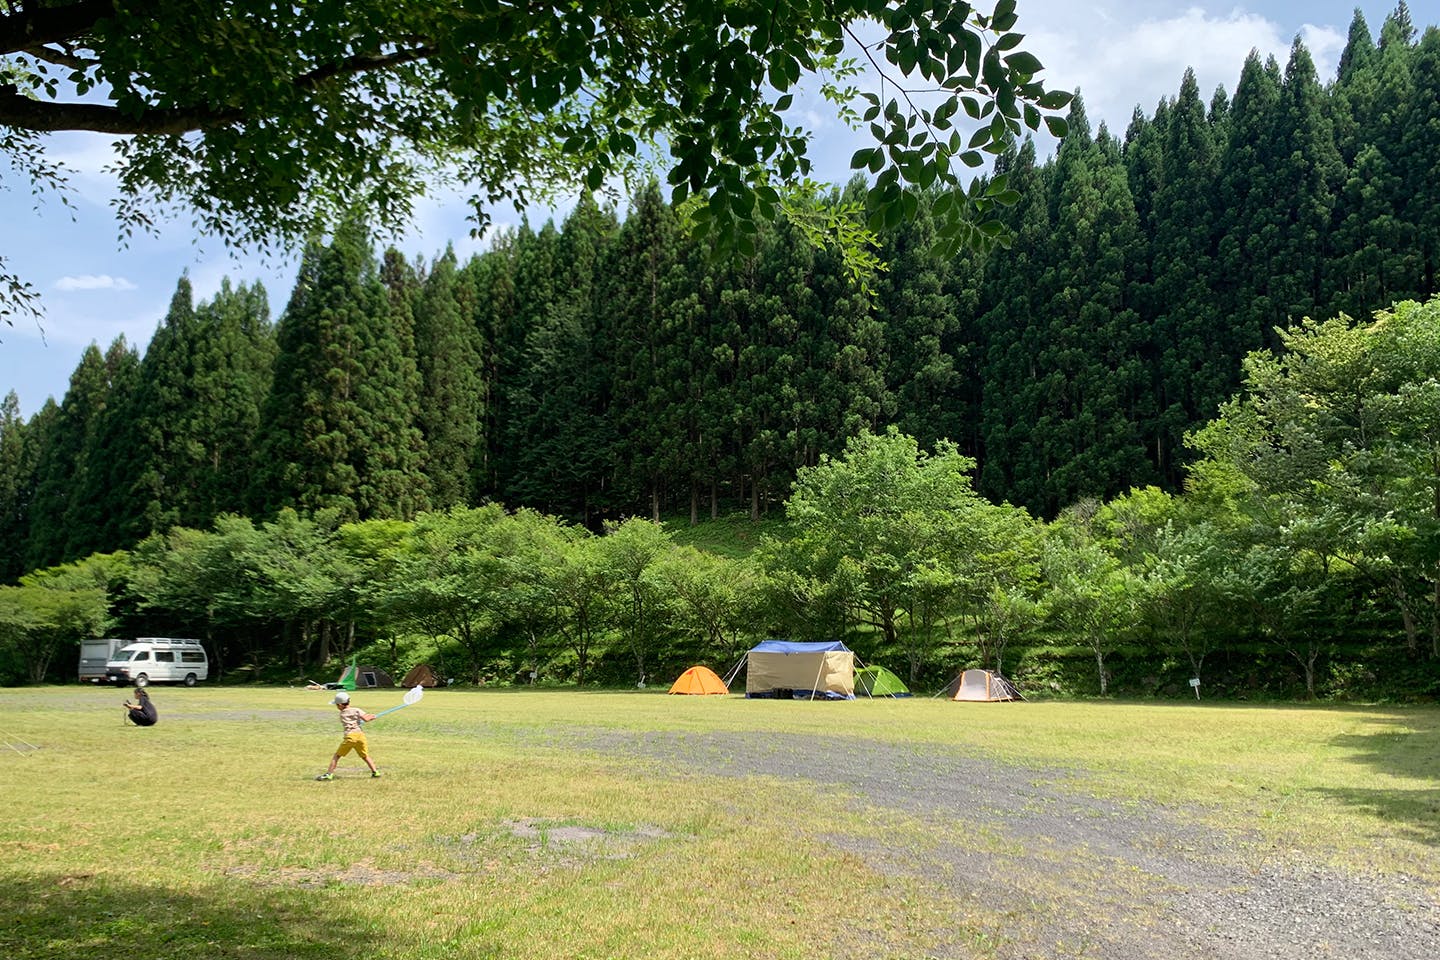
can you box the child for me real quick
[315,690,381,780]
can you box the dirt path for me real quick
[530,727,1439,960]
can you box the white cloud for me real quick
[1018,3,1349,135]
[54,273,137,292]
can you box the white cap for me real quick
[331,691,350,704]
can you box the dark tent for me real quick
[340,662,395,689]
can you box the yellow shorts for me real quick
[335,731,369,760]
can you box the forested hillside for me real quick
[7,12,1435,577]
[2,11,1438,609]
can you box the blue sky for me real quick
[0,1,1404,419]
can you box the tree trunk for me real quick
[1095,647,1109,696]
[1392,575,1420,655]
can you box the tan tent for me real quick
[401,663,443,688]
[946,669,1023,702]
[744,640,854,699]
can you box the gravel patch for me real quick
[496,725,1439,960]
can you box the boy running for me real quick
[316,690,381,780]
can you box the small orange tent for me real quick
[668,665,729,695]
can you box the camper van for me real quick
[105,638,209,688]
[79,638,130,683]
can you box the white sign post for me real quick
[1188,677,1201,700]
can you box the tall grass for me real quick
[3,687,1436,959]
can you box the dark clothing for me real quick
[127,700,158,726]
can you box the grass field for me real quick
[2,686,1436,959]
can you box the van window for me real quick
[156,651,175,662]
[181,651,205,663]
[133,651,150,661]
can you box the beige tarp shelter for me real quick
[946,669,1023,702]
[743,640,855,699]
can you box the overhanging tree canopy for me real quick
[0,0,1069,321]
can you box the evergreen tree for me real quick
[1148,68,1224,482]
[1269,40,1344,325]
[976,138,1052,506]
[489,221,562,504]
[874,184,964,450]
[1214,52,1285,358]
[467,236,517,499]
[1405,26,1440,292]
[508,195,618,520]
[254,222,426,520]
[597,182,686,519]
[27,339,137,566]
[188,279,276,522]
[0,392,36,582]
[413,246,486,509]
[117,276,201,539]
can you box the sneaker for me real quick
[315,772,333,781]
[370,770,382,778]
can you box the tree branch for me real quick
[0,0,115,55]
[0,43,439,134]
[21,42,95,70]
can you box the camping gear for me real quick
[743,640,855,699]
[337,657,395,690]
[401,663,443,688]
[854,664,911,697]
[668,665,729,695]
[945,669,1024,702]
[367,685,425,721]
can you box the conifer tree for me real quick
[0,391,35,583]
[976,138,1052,506]
[413,246,486,509]
[28,339,137,566]
[118,276,201,539]
[1404,26,1440,292]
[188,279,276,522]
[1214,52,1285,358]
[1148,69,1224,482]
[255,222,426,520]
[598,182,686,519]
[874,184,964,450]
[509,196,617,520]
[489,221,562,504]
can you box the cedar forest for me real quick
[2,8,1439,699]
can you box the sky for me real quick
[0,1,1405,419]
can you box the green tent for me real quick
[854,665,911,697]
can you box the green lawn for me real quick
[2,686,1436,959]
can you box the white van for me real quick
[105,638,210,688]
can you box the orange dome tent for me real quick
[668,665,729,695]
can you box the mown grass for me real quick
[2,686,1436,960]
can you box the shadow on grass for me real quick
[0,874,375,960]
[1318,711,1440,848]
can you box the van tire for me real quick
[184,673,198,687]
[134,674,149,688]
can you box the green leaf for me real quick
[1004,51,1043,75]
